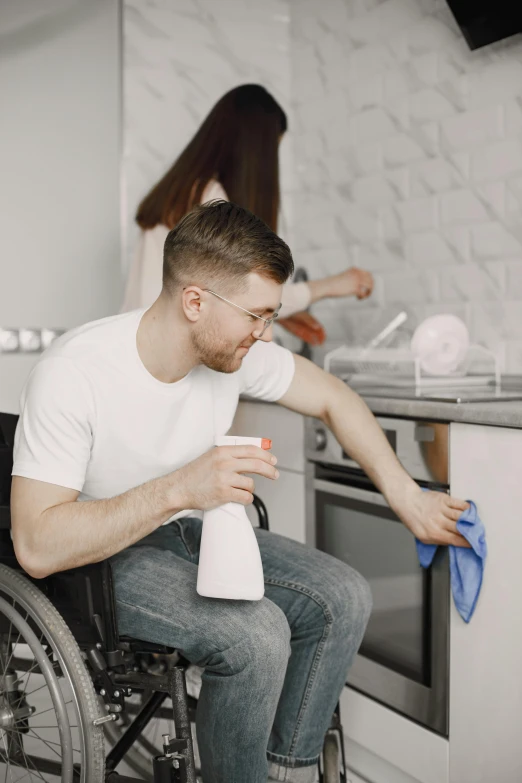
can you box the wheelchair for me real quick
[0,412,347,782]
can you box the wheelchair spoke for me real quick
[24,731,62,761]
[9,773,30,783]
[19,660,42,687]
[3,690,82,780]
[25,729,80,758]
[11,661,42,712]
[7,725,47,783]
[3,630,22,677]
[0,733,14,783]
[10,684,47,706]
[3,596,16,668]
[27,701,71,721]
[23,729,77,733]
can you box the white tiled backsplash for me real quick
[291,0,522,370]
[123,0,522,370]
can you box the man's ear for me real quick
[182,286,204,323]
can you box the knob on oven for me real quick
[314,428,327,451]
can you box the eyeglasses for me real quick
[203,289,281,337]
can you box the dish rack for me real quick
[324,344,501,389]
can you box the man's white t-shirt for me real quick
[12,309,295,520]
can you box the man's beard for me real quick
[190,325,253,373]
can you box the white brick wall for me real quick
[439,190,488,224]
[291,0,522,370]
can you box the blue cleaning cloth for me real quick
[416,497,487,623]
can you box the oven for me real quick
[305,416,450,736]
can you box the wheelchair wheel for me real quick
[0,565,105,782]
[321,732,341,783]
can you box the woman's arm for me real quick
[279,268,374,319]
[307,267,374,304]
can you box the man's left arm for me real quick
[277,355,469,547]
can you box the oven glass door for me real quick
[313,468,449,735]
[317,485,428,683]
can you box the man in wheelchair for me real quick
[8,201,470,783]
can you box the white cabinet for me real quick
[229,400,306,543]
[448,422,522,783]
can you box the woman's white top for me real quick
[121,180,311,317]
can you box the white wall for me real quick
[0,0,122,412]
[290,0,522,370]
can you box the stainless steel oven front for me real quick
[305,416,450,736]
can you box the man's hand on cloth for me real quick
[393,483,471,548]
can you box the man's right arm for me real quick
[11,444,279,579]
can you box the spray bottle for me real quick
[196,435,272,601]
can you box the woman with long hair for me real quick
[122,84,373,344]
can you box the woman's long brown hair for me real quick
[136,84,287,233]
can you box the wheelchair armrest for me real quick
[0,506,11,530]
[252,494,269,531]
[38,559,120,652]
[0,413,18,510]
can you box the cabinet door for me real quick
[449,422,522,783]
[247,469,306,544]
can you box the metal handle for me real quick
[313,478,390,508]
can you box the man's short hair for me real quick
[162,200,294,293]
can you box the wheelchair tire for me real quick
[322,732,341,783]
[0,564,105,782]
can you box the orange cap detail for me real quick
[261,438,272,450]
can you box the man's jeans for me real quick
[111,519,372,783]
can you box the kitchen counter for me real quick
[360,394,522,429]
[243,392,522,429]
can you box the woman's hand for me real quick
[308,268,374,303]
[341,267,374,299]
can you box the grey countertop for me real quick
[361,394,522,429]
[244,372,522,428]
[244,392,522,428]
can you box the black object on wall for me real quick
[446,0,522,49]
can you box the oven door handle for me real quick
[313,478,389,508]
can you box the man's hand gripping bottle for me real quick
[196,436,272,600]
